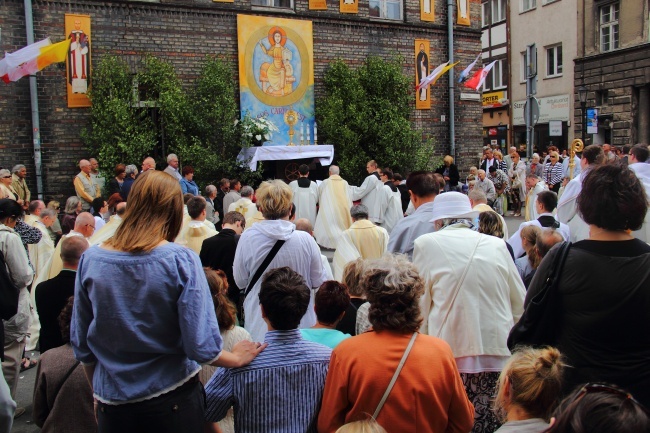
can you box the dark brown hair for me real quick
[114,163,126,177]
[259,267,310,330]
[577,164,647,231]
[314,281,350,325]
[182,165,194,177]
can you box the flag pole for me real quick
[447,0,456,161]
[24,0,44,200]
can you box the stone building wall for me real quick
[0,0,483,201]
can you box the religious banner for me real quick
[340,0,358,14]
[415,40,431,110]
[237,15,315,146]
[457,0,470,25]
[420,0,434,21]
[65,14,91,108]
[309,0,327,10]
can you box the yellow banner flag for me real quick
[37,38,71,69]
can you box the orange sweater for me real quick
[317,330,474,433]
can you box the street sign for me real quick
[524,98,540,126]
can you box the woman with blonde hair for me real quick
[46,200,62,243]
[435,155,460,192]
[336,419,387,433]
[515,225,542,283]
[543,151,563,193]
[492,346,566,433]
[336,258,368,336]
[71,170,264,433]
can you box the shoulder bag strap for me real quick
[242,239,286,299]
[435,235,482,338]
[373,332,418,419]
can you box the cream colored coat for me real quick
[413,225,525,358]
[332,219,388,281]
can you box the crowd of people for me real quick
[0,141,649,433]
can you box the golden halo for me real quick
[268,27,287,46]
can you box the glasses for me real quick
[85,224,96,230]
[1,176,11,179]
[571,383,649,414]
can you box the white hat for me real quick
[429,191,479,222]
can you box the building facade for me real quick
[509,0,577,155]
[0,0,483,201]
[575,0,650,147]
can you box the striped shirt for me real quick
[204,329,332,433]
[543,162,563,186]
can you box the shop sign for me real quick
[513,94,570,125]
[482,91,508,109]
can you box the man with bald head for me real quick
[139,157,156,178]
[314,165,353,249]
[46,212,93,280]
[295,218,333,280]
[35,236,89,353]
[25,200,45,226]
[74,159,100,211]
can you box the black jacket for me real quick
[35,269,76,354]
[199,229,240,306]
[435,164,460,187]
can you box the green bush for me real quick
[316,56,439,185]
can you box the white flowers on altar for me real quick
[236,112,279,147]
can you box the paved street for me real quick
[10,214,524,432]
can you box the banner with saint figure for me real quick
[415,40,431,110]
[237,15,315,146]
[65,14,91,108]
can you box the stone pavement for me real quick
[9,215,524,432]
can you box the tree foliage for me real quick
[316,56,438,185]
[83,55,261,190]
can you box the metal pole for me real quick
[581,101,587,143]
[447,0,455,160]
[24,0,44,200]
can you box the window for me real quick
[520,51,528,83]
[481,2,489,26]
[251,0,293,7]
[600,3,619,52]
[491,0,506,23]
[546,45,562,77]
[491,59,507,89]
[369,0,403,20]
[521,0,536,12]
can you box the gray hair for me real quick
[40,208,56,219]
[468,189,487,204]
[0,169,10,178]
[125,164,138,176]
[329,165,340,175]
[64,196,81,214]
[167,154,178,163]
[12,164,25,174]
[240,185,254,198]
[350,204,369,220]
[205,184,217,195]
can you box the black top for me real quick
[35,269,76,354]
[107,178,123,198]
[384,181,397,192]
[525,240,650,406]
[435,164,460,187]
[199,229,240,306]
[297,178,312,188]
[335,298,367,336]
[121,177,135,201]
[396,184,410,213]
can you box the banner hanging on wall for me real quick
[65,14,91,108]
[415,40,431,110]
[457,0,470,25]
[420,0,434,21]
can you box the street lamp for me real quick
[578,85,588,143]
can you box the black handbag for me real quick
[507,241,571,350]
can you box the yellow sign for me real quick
[415,40,431,110]
[420,0,434,21]
[457,0,470,25]
[65,14,91,108]
[309,0,327,10]
[482,91,505,107]
[340,0,358,14]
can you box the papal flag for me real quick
[463,60,497,91]
[0,38,71,83]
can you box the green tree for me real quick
[316,56,438,185]
[82,56,157,171]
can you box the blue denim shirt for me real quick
[180,178,199,196]
[71,242,222,403]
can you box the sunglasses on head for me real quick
[571,383,649,414]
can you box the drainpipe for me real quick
[447,0,455,159]
[24,0,44,200]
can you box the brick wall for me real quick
[0,0,482,201]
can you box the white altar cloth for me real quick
[237,145,334,171]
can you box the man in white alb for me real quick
[314,166,353,249]
[350,160,384,224]
[289,164,319,227]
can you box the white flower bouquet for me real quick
[236,112,279,147]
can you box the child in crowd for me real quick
[301,281,351,349]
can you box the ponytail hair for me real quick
[494,346,566,422]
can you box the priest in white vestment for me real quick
[379,171,404,235]
[227,186,258,220]
[295,218,334,280]
[332,204,388,281]
[289,165,319,227]
[175,196,218,255]
[557,144,604,242]
[628,143,650,242]
[350,160,384,224]
[314,165,353,249]
[90,202,126,246]
[524,175,547,222]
